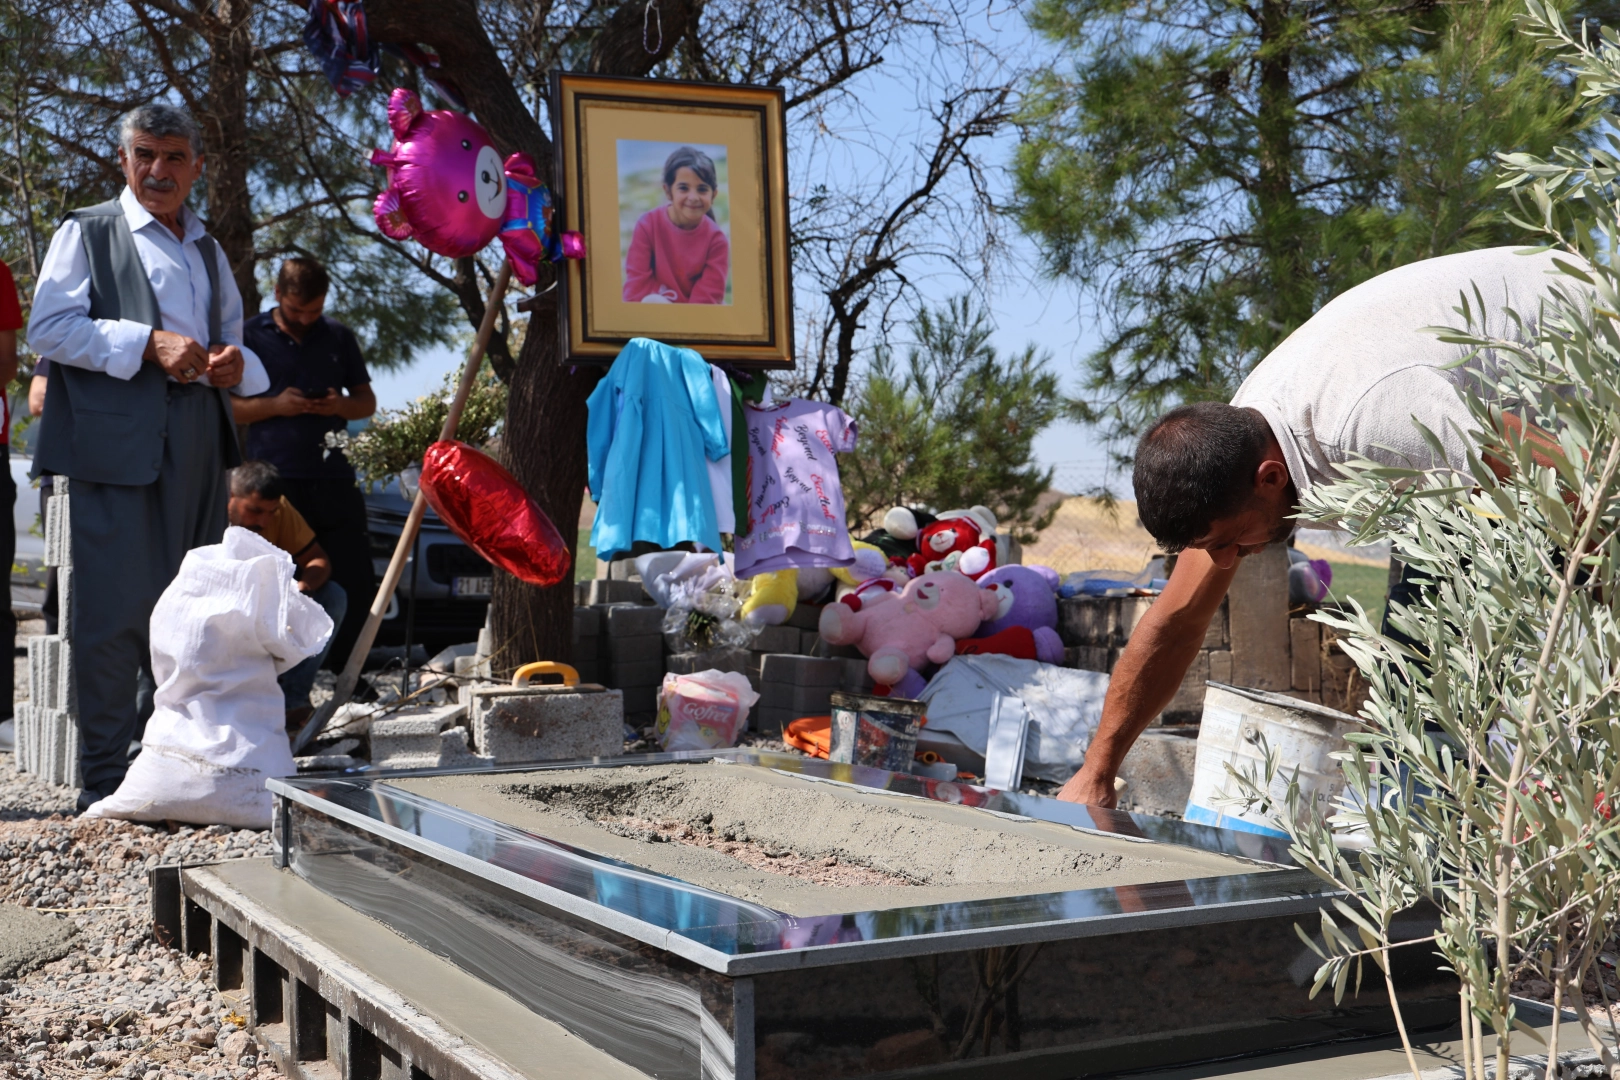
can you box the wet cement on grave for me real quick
[395,762,1266,917]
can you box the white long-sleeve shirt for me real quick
[27,186,269,395]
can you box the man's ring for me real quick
[182,368,196,380]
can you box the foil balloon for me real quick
[499,152,586,286]
[370,88,505,258]
[418,440,571,588]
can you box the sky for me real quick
[362,3,1121,496]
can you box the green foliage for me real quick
[1228,9,1620,1073]
[841,298,1061,542]
[1012,0,1616,446]
[337,368,508,487]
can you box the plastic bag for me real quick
[85,528,333,828]
[655,670,760,751]
[419,440,571,587]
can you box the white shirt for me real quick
[27,186,269,395]
[1230,247,1585,495]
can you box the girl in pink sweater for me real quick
[622,146,731,305]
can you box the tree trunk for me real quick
[1253,0,1308,340]
[363,0,697,675]
[201,0,258,308]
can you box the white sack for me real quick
[918,655,1110,783]
[86,527,332,828]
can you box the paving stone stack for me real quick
[754,654,846,737]
[572,606,605,685]
[369,702,494,770]
[602,602,667,729]
[574,579,647,606]
[15,479,79,788]
[466,685,624,762]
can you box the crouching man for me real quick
[227,461,347,731]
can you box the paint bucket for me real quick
[1183,681,1360,837]
[828,692,926,773]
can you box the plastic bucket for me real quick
[828,692,926,772]
[1183,681,1360,837]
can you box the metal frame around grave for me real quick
[268,750,1457,1080]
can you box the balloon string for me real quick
[643,0,662,54]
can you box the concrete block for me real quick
[469,686,624,763]
[374,726,494,771]
[761,682,835,714]
[755,707,800,737]
[1065,646,1114,673]
[1203,599,1230,649]
[1290,618,1322,693]
[608,660,664,688]
[621,686,659,715]
[1208,650,1233,686]
[369,704,471,766]
[665,648,749,677]
[44,481,70,568]
[760,654,843,688]
[607,557,640,582]
[812,637,861,660]
[800,630,823,656]
[1161,650,1210,722]
[573,606,602,638]
[1228,541,1291,691]
[841,659,874,694]
[582,580,648,606]
[1116,729,1199,817]
[751,625,800,655]
[1058,597,1116,647]
[1117,597,1153,641]
[607,634,663,665]
[787,603,825,631]
[606,603,665,638]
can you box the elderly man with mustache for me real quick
[27,102,269,812]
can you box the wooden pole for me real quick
[293,260,514,754]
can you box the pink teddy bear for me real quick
[819,571,1000,699]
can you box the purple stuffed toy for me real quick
[972,565,1065,665]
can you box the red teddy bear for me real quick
[904,506,1001,580]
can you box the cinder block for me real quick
[621,686,658,714]
[1058,597,1116,647]
[665,648,749,677]
[606,634,663,665]
[760,654,843,688]
[751,625,800,655]
[1161,650,1210,721]
[1116,729,1199,817]
[755,707,800,737]
[608,557,641,582]
[786,603,825,631]
[1208,650,1233,686]
[1228,541,1291,691]
[573,606,602,638]
[1117,597,1153,641]
[582,580,648,606]
[469,686,624,763]
[1203,599,1230,649]
[1065,646,1114,673]
[1290,617,1322,693]
[761,683,836,714]
[813,637,861,660]
[374,726,493,771]
[606,603,665,638]
[841,659,874,694]
[370,703,470,766]
[44,481,70,568]
[608,660,665,688]
[800,630,822,656]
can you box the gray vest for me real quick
[33,199,240,486]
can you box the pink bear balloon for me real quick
[370,88,505,258]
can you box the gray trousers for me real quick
[71,383,229,796]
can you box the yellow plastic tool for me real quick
[511,662,580,688]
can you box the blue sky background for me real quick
[361,4,1121,496]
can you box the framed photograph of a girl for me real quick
[552,73,793,366]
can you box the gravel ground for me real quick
[0,757,280,1080]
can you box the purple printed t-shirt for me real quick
[735,399,858,577]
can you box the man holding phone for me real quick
[238,257,376,676]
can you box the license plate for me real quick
[453,576,493,598]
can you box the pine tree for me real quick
[1012,0,1615,445]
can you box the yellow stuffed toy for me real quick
[742,569,799,629]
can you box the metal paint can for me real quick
[828,692,927,771]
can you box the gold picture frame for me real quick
[552,72,793,367]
